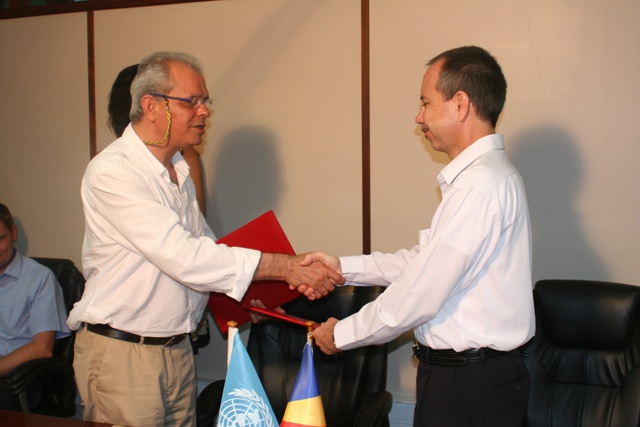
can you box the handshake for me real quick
[255,251,342,301]
[251,251,343,355]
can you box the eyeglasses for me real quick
[149,92,213,110]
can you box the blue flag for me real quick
[217,330,278,427]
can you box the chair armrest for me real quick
[5,356,72,396]
[353,390,393,427]
[196,379,225,427]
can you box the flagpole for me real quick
[226,321,237,368]
[243,304,319,329]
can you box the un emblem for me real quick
[218,388,276,427]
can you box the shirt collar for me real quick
[439,134,505,188]
[0,250,24,280]
[125,125,191,186]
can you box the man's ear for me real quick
[11,223,18,243]
[453,90,471,122]
[140,95,158,123]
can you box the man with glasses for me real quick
[68,51,342,427]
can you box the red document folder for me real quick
[208,211,301,334]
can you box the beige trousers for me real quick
[73,327,196,427]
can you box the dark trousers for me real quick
[414,350,530,427]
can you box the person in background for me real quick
[69,51,341,427]
[306,46,534,426]
[0,203,70,410]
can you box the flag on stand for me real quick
[280,340,326,427]
[217,325,278,427]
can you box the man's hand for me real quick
[254,253,344,301]
[248,299,285,323]
[313,317,341,355]
[300,251,342,274]
[293,251,343,298]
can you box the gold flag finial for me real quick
[306,321,315,343]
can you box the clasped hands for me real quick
[255,251,342,300]
[290,251,343,355]
[255,251,343,355]
[287,251,343,300]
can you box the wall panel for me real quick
[0,13,88,262]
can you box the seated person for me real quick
[0,203,70,410]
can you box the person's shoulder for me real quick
[454,150,516,192]
[20,256,54,277]
[84,136,141,181]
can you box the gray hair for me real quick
[129,52,205,123]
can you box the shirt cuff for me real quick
[225,247,262,301]
[339,255,364,275]
[333,316,358,351]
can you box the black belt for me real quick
[413,342,505,366]
[86,323,187,347]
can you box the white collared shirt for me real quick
[67,125,261,336]
[335,134,535,352]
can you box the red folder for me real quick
[208,211,301,334]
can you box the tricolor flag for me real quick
[280,341,326,427]
[217,326,278,427]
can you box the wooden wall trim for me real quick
[1,0,214,20]
[361,0,371,254]
[87,11,97,159]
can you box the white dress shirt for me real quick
[67,125,261,336]
[335,134,535,352]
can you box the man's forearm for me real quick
[0,332,55,376]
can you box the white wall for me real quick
[0,13,88,261]
[2,0,640,415]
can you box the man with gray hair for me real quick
[69,51,342,426]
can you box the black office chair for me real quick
[5,258,85,417]
[196,286,393,427]
[520,279,640,427]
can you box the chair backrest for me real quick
[521,279,640,427]
[32,258,85,361]
[247,286,390,427]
